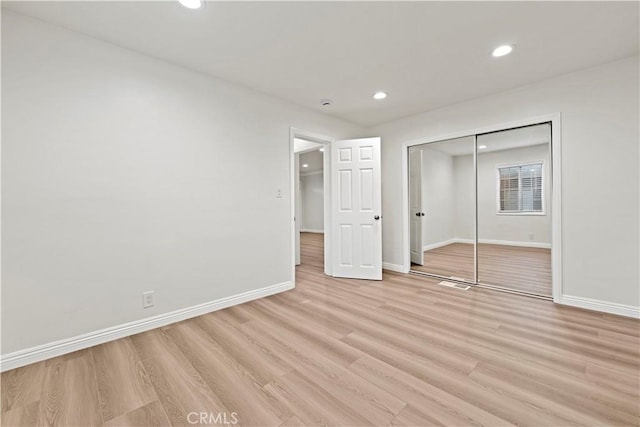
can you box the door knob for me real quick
[421,212,426,216]
[415,212,421,217]
[374,215,380,220]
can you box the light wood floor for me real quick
[2,233,638,426]
[412,243,552,296]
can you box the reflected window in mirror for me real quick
[497,162,544,214]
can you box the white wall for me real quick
[450,144,551,245]
[1,12,365,356]
[452,155,474,241]
[478,144,551,245]
[300,172,324,232]
[374,56,639,307]
[420,146,455,246]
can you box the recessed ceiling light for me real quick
[492,45,513,57]
[178,0,202,9]
[373,91,387,100]
[478,145,487,149]
[302,164,309,168]
[319,148,325,152]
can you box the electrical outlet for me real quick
[529,233,534,240]
[276,188,283,199]
[143,291,154,308]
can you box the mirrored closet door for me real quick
[409,122,553,298]
[408,137,475,284]
[476,124,552,296]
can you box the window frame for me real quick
[495,160,546,216]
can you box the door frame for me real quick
[290,127,335,284]
[401,113,562,302]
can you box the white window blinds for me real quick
[498,163,543,213]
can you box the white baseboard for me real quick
[383,262,408,273]
[0,281,293,372]
[423,239,460,252]
[424,238,551,252]
[559,295,639,319]
[301,229,324,234]
[479,239,551,249]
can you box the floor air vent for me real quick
[438,281,470,290]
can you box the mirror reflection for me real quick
[477,124,552,296]
[408,123,552,297]
[409,137,475,283]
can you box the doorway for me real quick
[290,128,333,283]
[402,115,562,300]
[290,129,384,283]
[295,140,326,271]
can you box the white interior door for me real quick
[331,137,382,280]
[294,153,301,266]
[409,148,424,265]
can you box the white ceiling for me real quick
[300,149,323,174]
[4,1,638,127]
[415,123,550,156]
[293,138,323,154]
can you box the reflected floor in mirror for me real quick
[412,242,551,297]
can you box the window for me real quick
[497,162,544,214]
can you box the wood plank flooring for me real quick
[412,242,552,296]
[2,232,638,426]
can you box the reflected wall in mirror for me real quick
[409,137,475,282]
[476,124,552,296]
